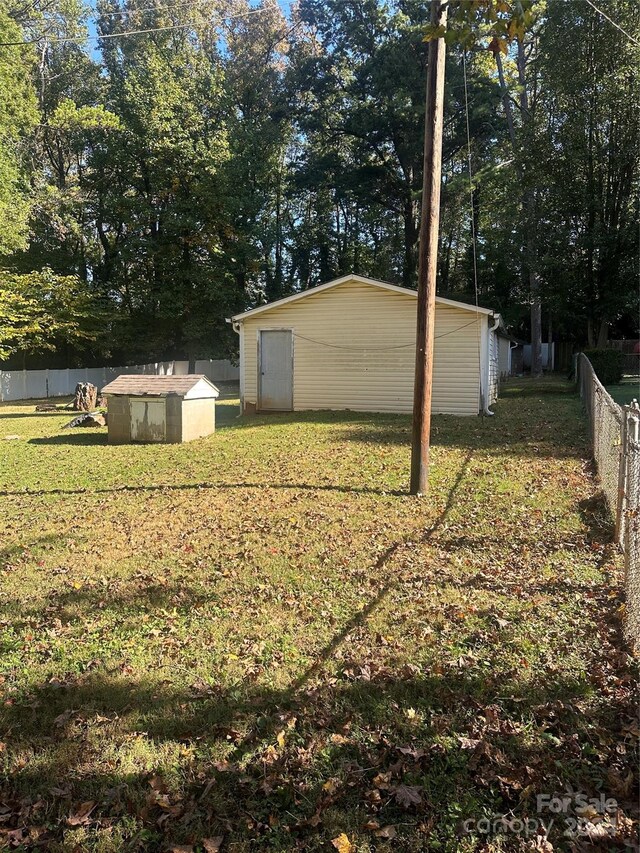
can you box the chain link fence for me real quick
[577,353,640,651]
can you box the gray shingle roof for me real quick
[101,374,218,397]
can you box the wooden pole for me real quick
[410,0,448,495]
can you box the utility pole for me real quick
[410,0,448,495]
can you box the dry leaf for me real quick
[372,771,393,790]
[458,736,481,750]
[276,730,286,748]
[202,840,224,853]
[331,833,353,853]
[375,824,397,839]
[66,800,96,826]
[394,784,422,808]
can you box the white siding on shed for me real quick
[239,279,483,415]
[498,337,512,378]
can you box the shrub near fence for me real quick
[0,359,238,403]
[577,353,640,651]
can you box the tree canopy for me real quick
[0,0,638,366]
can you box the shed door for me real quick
[259,330,293,411]
[130,399,166,442]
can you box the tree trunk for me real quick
[495,44,543,378]
[74,382,98,412]
[402,193,419,288]
[596,319,609,349]
[516,38,543,378]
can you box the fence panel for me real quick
[195,359,239,382]
[624,415,640,647]
[0,359,237,402]
[578,353,640,651]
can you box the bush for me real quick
[583,348,624,385]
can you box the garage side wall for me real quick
[240,280,481,415]
[180,398,215,442]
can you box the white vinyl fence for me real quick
[523,342,555,370]
[0,359,238,402]
[577,353,640,651]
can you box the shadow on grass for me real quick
[315,379,585,456]
[0,533,61,571]
[0,410,71,419]
[28,430,108,446]
[0,479,407,498]
[578,490,615,543]
[1,638,635,851]
[0,448,636,850]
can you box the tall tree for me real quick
[535,0,640,346]
[0,6,38,255]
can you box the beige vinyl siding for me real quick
[240,279,481,415]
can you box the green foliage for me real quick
[0,0,637,364]
[423,0,536,50]
[0,8,38,255]
[535,0,640,344]
[0,269,108,359]
[48,98,122,134]
[583,349,625,386]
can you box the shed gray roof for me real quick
[101,374,219,397]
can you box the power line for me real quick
[291,320,482,352]
[1,21,187,44]
[0,5,271,46]
[94,0,237,19]
[584,0,640,47]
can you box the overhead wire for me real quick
[583,0,640,47]
[0,5,270,46]
[291,320,482,352]
[94,0,219,17]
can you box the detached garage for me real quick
[230,274,500,416]
[102,375,219,444]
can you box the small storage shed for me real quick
[497,330,523,378]
[230,274,501,416]
[101,374,219,444]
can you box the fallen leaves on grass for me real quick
[0,383,637,853]
[331,833,353,853]
[66,800,96,826]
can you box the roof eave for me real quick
[230,274,495,322]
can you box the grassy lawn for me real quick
[0,379,637,852]
[607,379,640,406]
